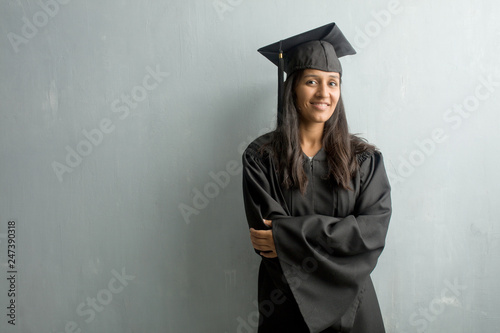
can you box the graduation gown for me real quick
[242,133,392,333]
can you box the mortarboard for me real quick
[257,23,356,125]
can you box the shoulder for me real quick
[243,132,274,160]
[349,134,382,166]
[356,149,389,188]
[242,132,276,175]
[356,149,382,166]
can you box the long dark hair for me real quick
[266,69,376,193]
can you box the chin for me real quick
[319,113,335,123]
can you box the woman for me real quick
[242,23,392,333]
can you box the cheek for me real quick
[294,91,308,109]
[331,91,340,106]
[332,89,340,100]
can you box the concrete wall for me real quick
[0,0,499,332]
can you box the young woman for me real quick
[242,23,392,333]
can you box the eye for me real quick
[306,80,317,85]
[329,81,338,87]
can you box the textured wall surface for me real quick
[1,0,499,332]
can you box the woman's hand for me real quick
[249,219,277,258]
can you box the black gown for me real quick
[242,133,392,333]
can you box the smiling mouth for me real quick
[311,102,331,109]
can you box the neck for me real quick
[299,122,324,157]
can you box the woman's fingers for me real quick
[250,230,272,250]
[249,228,277,257]
[250,228,271,238]
[260,250,277,258]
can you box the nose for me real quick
[315,82,329,97]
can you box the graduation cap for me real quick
[258,23,356,125]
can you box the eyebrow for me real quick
[303,74,340,79]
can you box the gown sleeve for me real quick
[242,145,392,333]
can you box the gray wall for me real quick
[1,0,499,332]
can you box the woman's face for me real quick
[294,69,340,126]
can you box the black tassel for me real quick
[277,40,284,127]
